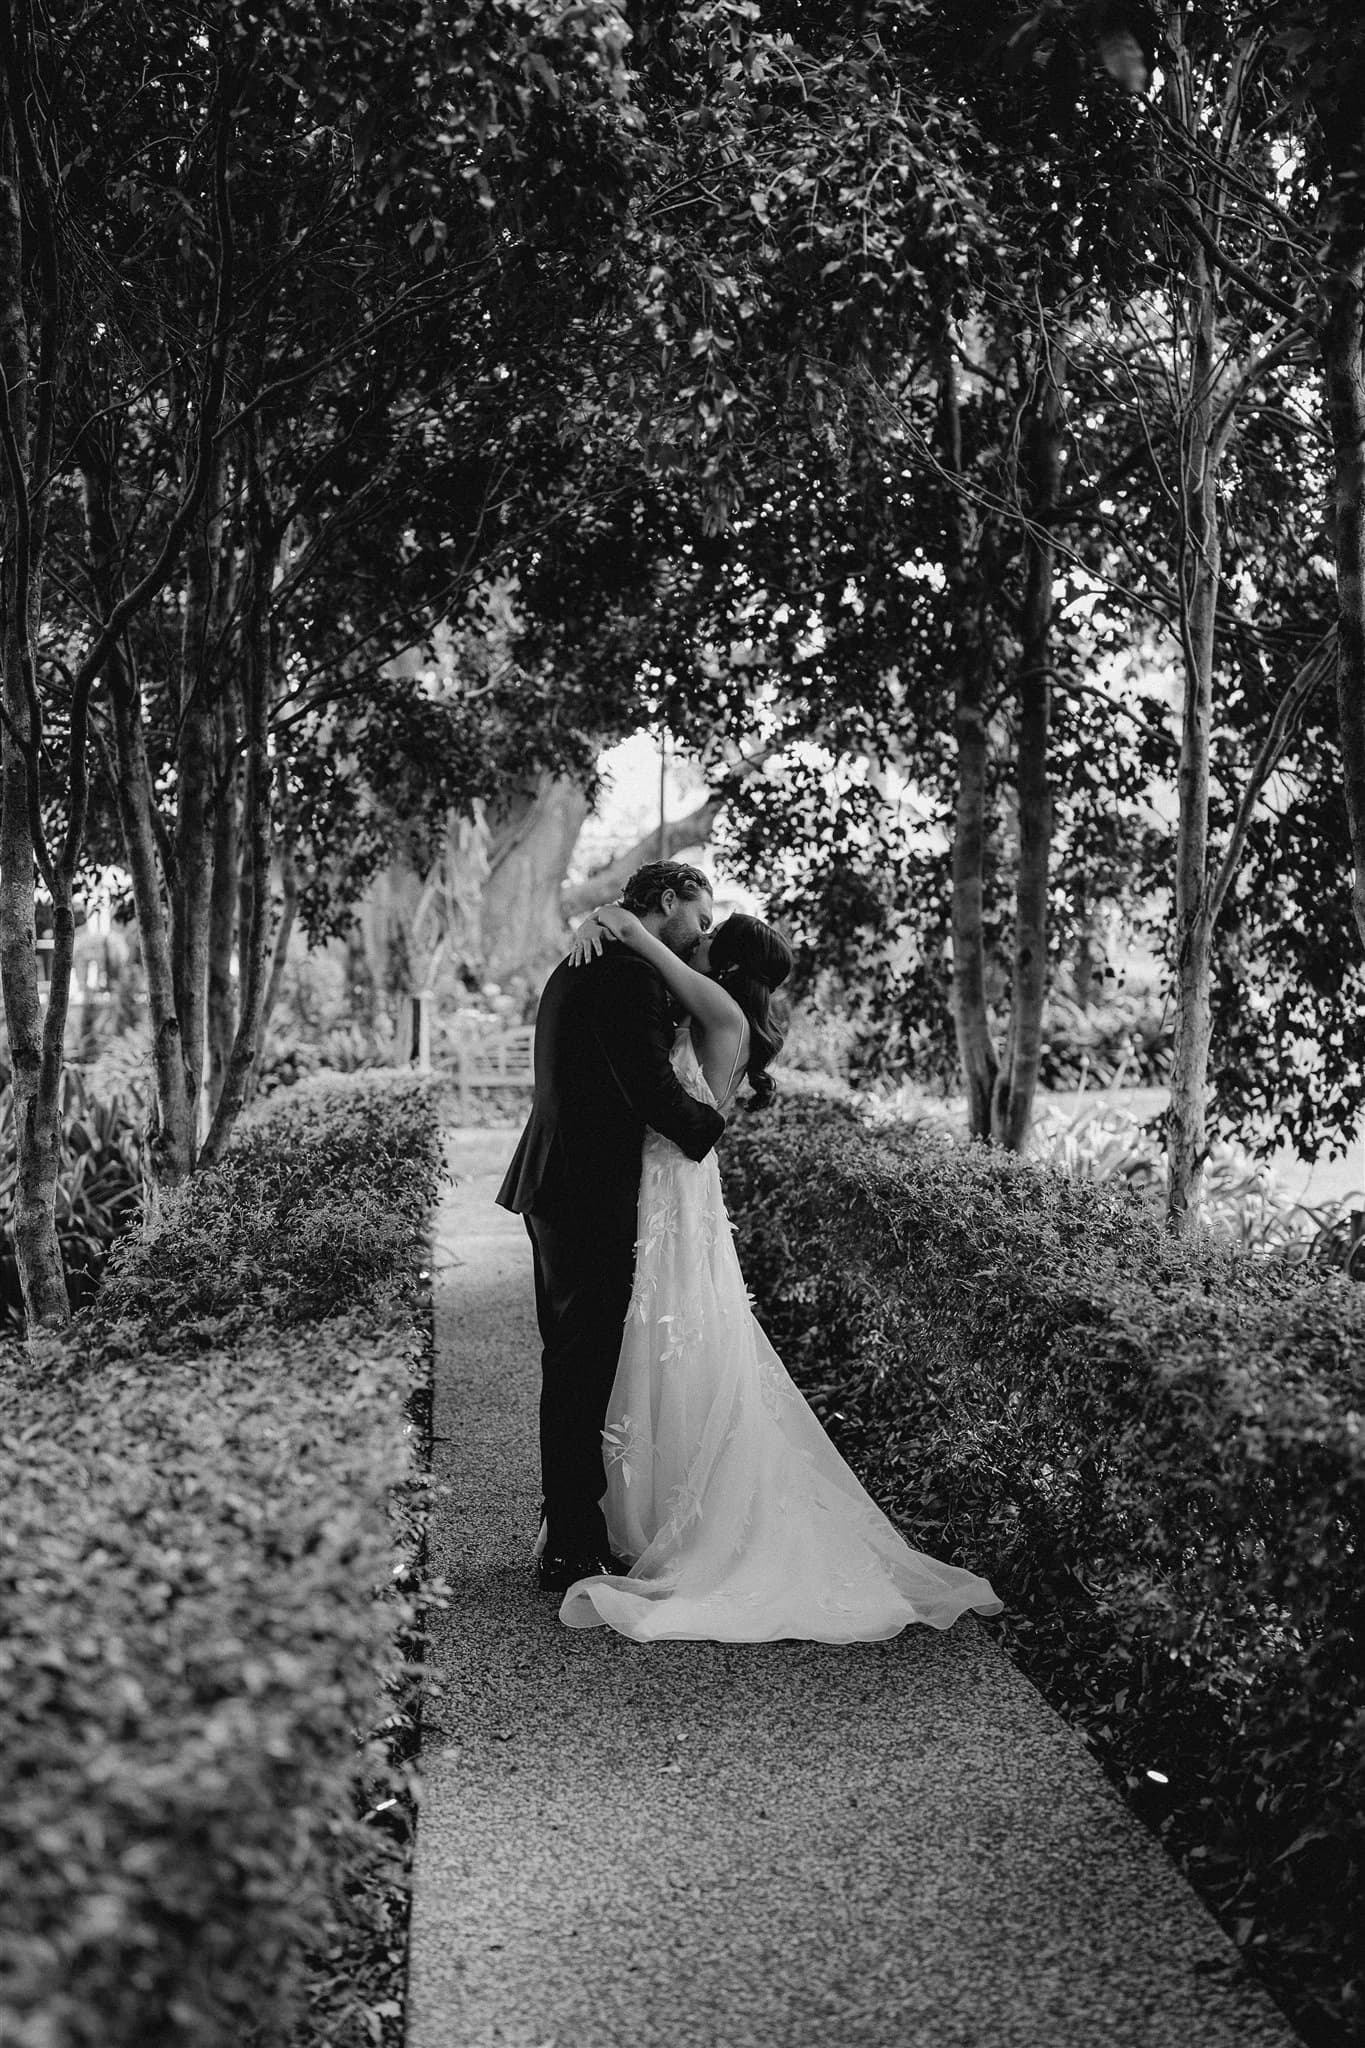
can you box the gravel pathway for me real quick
[406,1130,1300,2048]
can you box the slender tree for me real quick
[1300,0,1365,948]
[0,0,642,1315]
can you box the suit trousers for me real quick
[525,1205,637,1559]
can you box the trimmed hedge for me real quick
[0,1072,447,2048]
[721,1090,1364,2048]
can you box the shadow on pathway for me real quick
[406,1130,1299,2048]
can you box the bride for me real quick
[558,901,1001,1643]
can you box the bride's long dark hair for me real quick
[709,914,793,1108]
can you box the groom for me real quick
[496,860,727,1591]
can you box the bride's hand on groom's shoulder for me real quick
[568,902,636,967]
[568,914,606,967]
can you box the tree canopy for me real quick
[3,0,1365,1317]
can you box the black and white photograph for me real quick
[0,3,1361,2046]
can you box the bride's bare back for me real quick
[692,1014,749,1112]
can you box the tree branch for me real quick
[0,0,58,551]
[69,76,237,699]
[1153,181,1315,335]
[212,265,486,446]
[1209,322,1313,460]
[1207,633,1334,930]
[0,313,56,894]
[561,796,723,917]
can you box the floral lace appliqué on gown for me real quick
[559,1027,1003,1643]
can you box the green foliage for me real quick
[1029,1095,1345,1257]
[0,1074,145,1331]
[721,1091,1364,2047]
[1213,740,1365,1158]
[1305,1204,1365,1283]
[0,1073,447,2048]
[1036,990,1171,1091]
[96,1073,444,1343]
[25,0,649,986]
[255,1020,393,1098]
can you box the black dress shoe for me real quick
[536,1548,628,1593]
[535,1551,573,1593]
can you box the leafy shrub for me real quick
[0,1072,447,2048]
[255,1021,394,1098]
[722,1090,1363,2048]
[1304,1202,1365,1280]
[780,986,861,1080]
[99,1071,444,1343]
[1036,987,1172,1089]
[82,1025,156,1104]
[0,1072,145,1329]
[1030,1095,1334,1255]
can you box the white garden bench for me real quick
[455,1026,535,1123]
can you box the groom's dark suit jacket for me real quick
[496,947,725,1235]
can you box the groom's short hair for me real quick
[621,860,711,916]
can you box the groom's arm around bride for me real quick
[496,866,725,1572]
[495,937,725,1231]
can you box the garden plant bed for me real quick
[0,1072,448,2048]
[720,1088,1363,2048]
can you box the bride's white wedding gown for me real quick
[560,1027,1002,1642]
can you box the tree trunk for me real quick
[1071,882,1098,1010]
[0,159,66,1324]
[951,654,997,1139]
[246,758,298,1108]
[354,864,417,1014]
[993,352,1064,1150]
[1164,17,1221,1228]
[200,440,276,1167]
[79,448,196,1187]
[482,775,593,981]
[939,339,999,1138]
[0,624,67,1324]
[206,682,240,1114]
[1322,254,1365,951]
[109,667,198,1186]
[346,917,379,1027]
[172,455,224,1138]
[257,841,298,1041]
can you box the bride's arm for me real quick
[574,905,744,1036]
